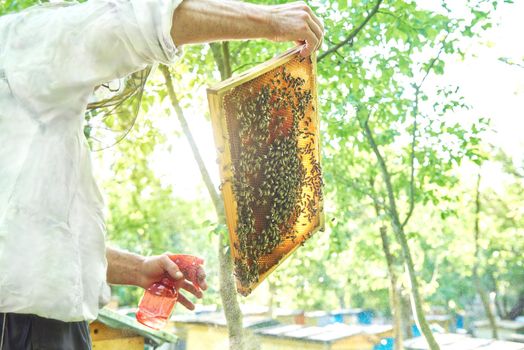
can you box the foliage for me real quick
[2,0,523,336]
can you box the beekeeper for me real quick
[0,0,323,348]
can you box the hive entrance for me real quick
[207,48,324,296]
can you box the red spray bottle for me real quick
[136,254,204,329]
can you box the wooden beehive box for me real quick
[90,321,144,350]
[90,307,178,349]
[207,47,324,296]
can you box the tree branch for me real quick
[369,177,404,350]
[472,171,499,339]
[160,65,224,216]
[222,42,232,79]
[359,112,401,222]
[210,43,227,80]
[360,110,441,350]
[232,60,265,74]
[499,57,524,70]
[318,0,383,62]
[473,172,481,267]
[209,42,246,350]
[401,36,448,229]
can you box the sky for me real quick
[102,0,524,201]
[430,0,524,191]
[436,1,524,161]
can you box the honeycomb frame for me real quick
[207,47,324,296]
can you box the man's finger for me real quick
[298,2,324,34]
[310,11,324,35]
[161,255,184,280]
[307,18,323,52]
[197,268,207,291]
[300,28,318,57]
[177,280,203,298]
[177,293,195,311]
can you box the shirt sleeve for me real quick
[6,0,184,109]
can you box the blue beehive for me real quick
[357,310,374,325]
[374,337,394,350]
[455,314,464,330]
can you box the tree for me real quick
[4,1,522,348]
[160,55,246,349]
[318,1,496,348]
[472,172,498,338]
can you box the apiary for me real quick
[207,47,324,296]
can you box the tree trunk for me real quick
[390,218,438,349]
[362,119,440,350]
[211,41,246,349]
[473,275,498,339]
[160,58,245,349]
[218,226,246,349]
[472,173,498,339]
[372,194,404,349]
[402,293,414,339]
[338,292,346,310]
[379,225,404,350]
[490,272,503,318]
[507,292,524,320]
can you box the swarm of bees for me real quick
[222,61,323,289]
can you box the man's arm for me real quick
[171,0,324,57]
[106,247,205,310]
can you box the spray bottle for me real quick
[136,254,204,329]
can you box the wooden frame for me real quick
[207,47,324,295]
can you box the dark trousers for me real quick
[0,313,91,350]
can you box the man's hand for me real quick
[106,248,207,311]
[267,2,324,57]
[171,0,324,57]
[138,254,207,311]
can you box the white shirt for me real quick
[0,0,183,322]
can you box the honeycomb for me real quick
[207,48,324,296]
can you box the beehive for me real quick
[207,47,324,296]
